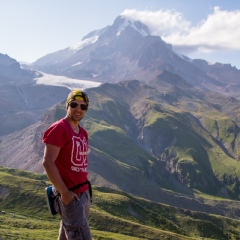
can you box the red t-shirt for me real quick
[42,118,89,194]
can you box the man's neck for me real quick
[64,116,79,128]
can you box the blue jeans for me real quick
[54,191,92,240]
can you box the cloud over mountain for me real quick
[121,7,240,56]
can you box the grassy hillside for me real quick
[45,95,240,199]
[1,166,240,239]
[79,79,240,200]
[2,77,240,200]
[2,77,240,239]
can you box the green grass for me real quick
[1,167,240,239]
[203,115,237,143]
[0,214,59,240]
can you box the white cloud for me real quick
[121,7,240,54]
[121,9,191,37]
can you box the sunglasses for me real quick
[69,102,88,110]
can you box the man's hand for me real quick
[60,190,80,205]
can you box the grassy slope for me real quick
[1,167,240,240]
[35,83,240,199]
[2,81,240,239]
[85,97,240,196]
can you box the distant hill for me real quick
[0,54,100,136]
[0,54,69,136]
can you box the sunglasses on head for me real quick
[69,102,88,110]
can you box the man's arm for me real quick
[42,144,79,204]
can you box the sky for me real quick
[1,0,240,69]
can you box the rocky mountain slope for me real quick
[0,54,69,136]
[0,54,100,136]
[2,73,240,220]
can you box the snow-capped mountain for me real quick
[2,15,240,137]
[29,16,240,99]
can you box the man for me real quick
[42,89,92,240]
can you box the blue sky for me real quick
[1,0,240,69]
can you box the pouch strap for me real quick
[68,180,92,201]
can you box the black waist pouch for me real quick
[45,180,92,215]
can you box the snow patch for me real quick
[117,18,149,37]
[207,61,217,66]
[34,72,101,90]
[69,36,99,53]
[71,62,83,67]
[176,53,192,63]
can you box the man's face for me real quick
[67,100,87,122]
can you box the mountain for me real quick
[3,14,238,136]
[30,16,240,99]
[0,54,100,137]
[2,73,240,220]
[0,54,68,136]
